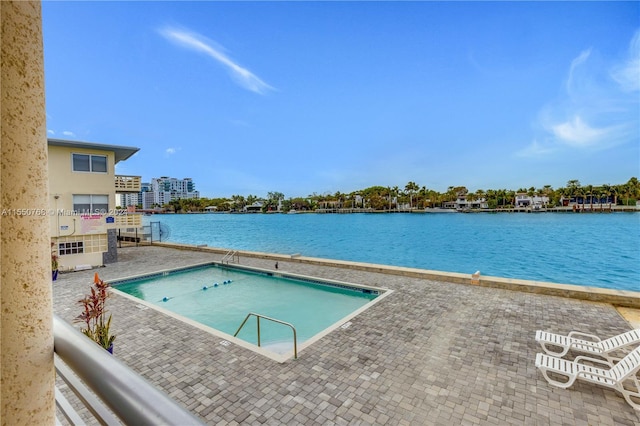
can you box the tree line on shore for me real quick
[157,177,639,213]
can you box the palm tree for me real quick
[231,194,245,211]
[495,189,506,208]
[474,189,486,208]
[506,190,516,207]
[556,186,568,206]
[621,183,632,206]
[391,186,399,210]
[610,185,618,205]
[575,185,586,209]
[627,177,640,204]
[600,184,611,205]
[416,186,426,208]
[585,184,594,210]
[404,181,419,210]
[485,189,497,209]
[527,186,535,197]
[566,179,581,203]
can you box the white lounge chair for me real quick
[535,346,640,410]
[535,329,640,360]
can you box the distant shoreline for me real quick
[146,205,640,215]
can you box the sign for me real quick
[80,214,103,234]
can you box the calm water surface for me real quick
[145,213,640,292]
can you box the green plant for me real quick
[51,242,59,271]
[76,274,116,350]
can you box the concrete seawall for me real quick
[151,241,640,309]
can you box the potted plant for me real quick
[51,242,59,281]
[76,273,116,353]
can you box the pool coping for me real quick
[152,241,640,309]
[109,261,392,363]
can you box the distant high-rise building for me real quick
[140,182,154,210]
[118,192,140,208]
[145,176,199,208]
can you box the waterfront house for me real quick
[560,195,616,207]
[515,193,550,209]
[442,201,457,209]
[454,194,489,211]
[244,201,264,212]
[48,138,141,270]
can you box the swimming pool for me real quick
[112,263,389,359]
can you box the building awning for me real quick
[48,138,139,164]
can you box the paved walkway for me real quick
[53,245,640,425]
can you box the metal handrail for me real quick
[234,312,298,359]
[221,250,239,264]
[55,354,121,425]
[53,315,204,425]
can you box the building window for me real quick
[73,194,109,214]
[72,153,107,173]
[58,241,84,255]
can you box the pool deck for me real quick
[53,245,640,425]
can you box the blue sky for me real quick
[42,1,639,198]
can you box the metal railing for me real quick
[114,175,141,193]
[54,315,204,425]
[221,250,239,264]
[234,312,298,359]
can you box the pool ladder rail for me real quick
[234,313,298,359]
[221,250,239,264]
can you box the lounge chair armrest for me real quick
[568,340,600,349]
[576,370,612,381]
[574,355,613,368]
[567,331,601,342]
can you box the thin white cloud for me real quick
[551,115,609,147]
[516,139,557,158]
[523,31,639,156]
[159,26,274,95]
[62,131,76,137]
[567,48,591,92]
[611,30,640,92]
[47,130,55,135]
[166,148,177,155]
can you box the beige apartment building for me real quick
[48,138,141,270]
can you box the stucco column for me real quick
[1,1,55,425]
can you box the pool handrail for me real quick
[234,312,298,359]
[53,314,204,425]
[221,250,239,264]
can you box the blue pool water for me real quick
[145,212,640,291]
[114,265,379,352]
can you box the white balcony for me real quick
[114,213,142,228]
[115,175,141,193]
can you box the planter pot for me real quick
[52,270,59,281]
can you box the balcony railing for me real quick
[54,314,204,425]
[114,213,142,228]
[114,175,141,193]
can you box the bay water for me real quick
[145,212,640,292]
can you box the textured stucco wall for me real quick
[1,1,55,424]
